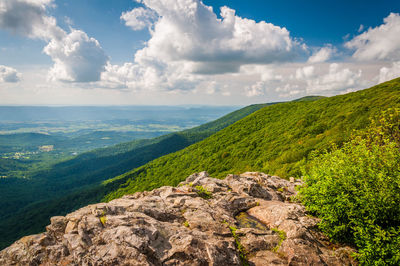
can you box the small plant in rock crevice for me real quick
[271,227,287,252]
[228,225,249,266]
[99,211,107,226]
[183,220,190,228]
[194,185,212,199]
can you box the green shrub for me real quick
[300,108,400,265]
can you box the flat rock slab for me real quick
[0,172,356,265]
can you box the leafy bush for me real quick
[300,108,400,265]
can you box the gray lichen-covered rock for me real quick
[0,172,356,265]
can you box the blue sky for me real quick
[0,0,399,105]
[205,0,399,45]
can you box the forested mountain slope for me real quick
[104,78,400,201]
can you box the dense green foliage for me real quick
[299,108,400,265]
[0,158,30,173]
[0,103,268,249]
[103,79,400,202]
[0,131,173,178]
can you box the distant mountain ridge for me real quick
[0,105,238,122]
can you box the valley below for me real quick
[0,105,237,178]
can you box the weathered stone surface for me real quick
[0,172,356,265]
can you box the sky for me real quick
[0,0,399,106]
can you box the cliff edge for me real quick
[0,172,356,265]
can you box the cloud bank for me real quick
[134,0,307,67]
[299,63,363,94]
[104,0,308,91]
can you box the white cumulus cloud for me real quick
[44,29,108,82]
[105,0,307,91]
[296,65,315,79]
[101,60,200,91]
[134,1,307,71]
[0,0,63,40]
[0,65,21,82]
[300,63,363,93]
[346,13,400,61]
[121,7,157,31]
[307,45,336,63]
[244,63,368,99]
[245,81,265,97]
[260,68,283,82]
[0,0,108,83]
[275,84,301,97]
[378,61,400,83]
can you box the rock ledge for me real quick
[0,172,356,265]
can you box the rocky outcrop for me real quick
[0,172,356,265]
